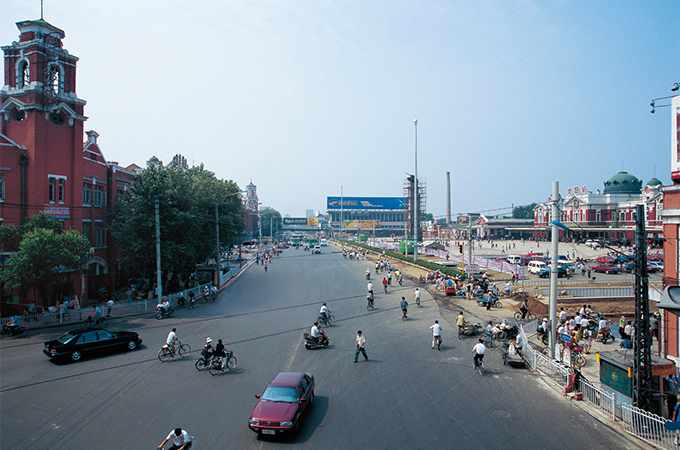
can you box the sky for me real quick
[3,1,679,219]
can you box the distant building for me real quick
[243,181,259,239]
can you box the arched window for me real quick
[45,63,64,96]
[16,59,29,88]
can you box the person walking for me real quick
[354,330,368,363]
[106,298,114,317]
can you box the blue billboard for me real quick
[327,197,406,210]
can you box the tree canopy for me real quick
[259,207,282,238]
[108,160,244,281]
[512,203,537,219]
[1,213,90,303]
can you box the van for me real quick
[506,255,521,265]
[527,260,547,274]
[320,239,328,247]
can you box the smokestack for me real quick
[446,172,451,225]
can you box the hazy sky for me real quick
[3,1,679,219]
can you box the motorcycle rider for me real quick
[310,321,324,343]
[319,303,330,325]
[400,297,408,319]
[157,296,171,316]
[430,320,442,349]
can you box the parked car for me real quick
[596,256,616,264]
[43,328,142,362]
[647,261,663,273]
[585,240,601,249]
[622,262,636,273]
[591,264,620,274]
[248,372,315,436]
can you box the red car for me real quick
[248,372,315,436]
[592,264,620,274]
[596,256,616,264]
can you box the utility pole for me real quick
[468,216,473,267]
[215,204,220,286]
[340,186,343,239]
[633,203,652,409]
[155,200,162,301]
[548,182,560,358]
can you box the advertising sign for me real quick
[672,96,680,181]
[344,220,379,229]
[327,197,406,210]
[465,264,480,274]
[283,218,319,226]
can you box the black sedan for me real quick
[43,328,142,362]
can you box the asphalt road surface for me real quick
[0,245,636,449]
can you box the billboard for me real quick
[673,96,680,182]
[327,197,405,210]
[344,220,380,229]
[282,217,319,226]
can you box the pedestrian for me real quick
[619,315,626,338]
[587,268,591,279]
[106,298,114,317]
[354,330,368,363]
[127,286,132,304]
[581,328,592,354]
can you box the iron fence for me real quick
[578,379,616,421]
[622,403,674,449]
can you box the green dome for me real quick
[646,178,662,187]
[603,171,642,194]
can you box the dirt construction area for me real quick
[339,242,655,324]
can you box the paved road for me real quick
[0,245,636,449]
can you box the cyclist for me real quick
[176,291,186,307]
[201,337,214,359]
[86,304,102,325]
[414,288,421,307]
[367,292,374,308]
[519,299,529,320]
[158,427,193,450]
[382,277,388,293]
[188,291,196,308]
[319,303,330,325]
[210,284,217,299]
[429,320,442,349]
[367,281,374,297]
[472,338,486,369]
[387,272,393,286]
[6,315,20,334]
[166,328,179,356]
[214,338,228,370]
[400,297,408,319]
[456,311,466,332]
[398,272,404,285]
[485,320,494,341]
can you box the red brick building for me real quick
[1,18,136,312]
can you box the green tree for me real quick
[1,228,90,303]
[260,207,282,238]
[109,160,244,281]
[0,223,21,253]
[512,203,537,219]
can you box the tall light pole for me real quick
[340,186,343,238]
[413,118,419,262]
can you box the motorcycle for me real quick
[155,305,175,320]
[476,298,502,309]
[596,325,615,344]
[458,322,482,339]
[303,331,330,349]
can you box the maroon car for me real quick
[592,264,620,274]
[248,372,315,435]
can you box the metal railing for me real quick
[622,403,674,449]
[539,286,634,298]
[520,279,632,288]
[578,379,616,422]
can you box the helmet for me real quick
[206,337,212,343]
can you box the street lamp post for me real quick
[414,119,419,262]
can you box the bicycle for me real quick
[514,311,537,322]
[195,352,215,370]
[84,316,108,328]
[366,297,374,311]
[209,351,237,375]
[318,314,335,326]
[401,309,408,321]
[474,358,485,376]
[158,341,191,362]
[433,335,442,351]
[482,333,495,349]
[1,324,28,338]
[458,321,470,340]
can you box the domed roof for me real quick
[603,171,642,194]
[646,178,662,187]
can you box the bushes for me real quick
[338,239,464,278]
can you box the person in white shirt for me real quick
[559,308,567,323]
[310,322,323,342]
[166,328,179,355]
[157,297,170,314]
[319,303,330,325]
[106,299,114,317]
[579,305,587,316]
[354,330,368,362]
[414,289,421,306]
[580,317,589,329]
[598,317,607,331]
[504,281,512,294]
[158,427,192,450]
[430,320,443,349]
[472,338,486,368]
[367,282,374,295]
[515,333,524,355]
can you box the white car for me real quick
[312,246,322,254]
